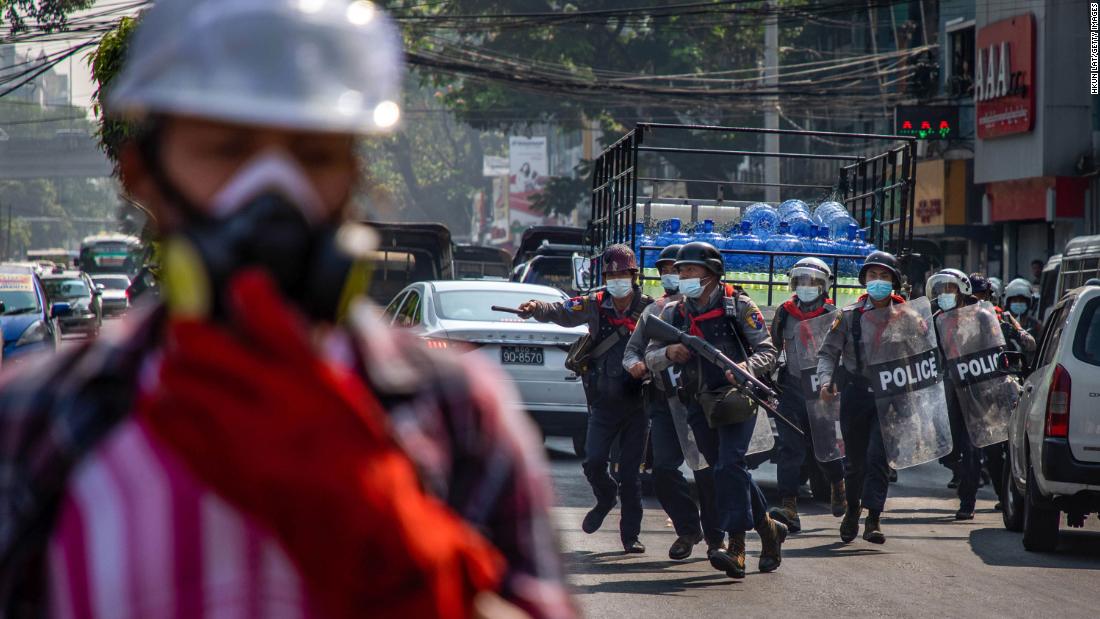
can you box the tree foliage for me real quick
[1,0,93,33]
[88,14,138,168]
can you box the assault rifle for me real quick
[644,315,804,436]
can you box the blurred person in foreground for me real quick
[0,2,572,618]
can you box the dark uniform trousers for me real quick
[775,372,845,498]
[945,380,982,512]
[839,380,890,512]
[649,397,723,546]
[585,381,648,544]
[685,403,767,533]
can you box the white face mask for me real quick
[605,278,633,299]
[660,273,680,292]
[795,286,821,304]
[679,277,704,299]
[210,151,324,222]
[938,293,957,311]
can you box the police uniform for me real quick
[933,297,990,518]
[817,293,905,536]
[624,294,723,555]
[986,305,1035,508]
[770,297,845,520]
[646,284,777,536]
[529,287,653,548]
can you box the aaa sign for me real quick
[976,14,1036,139]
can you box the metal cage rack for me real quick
[588,123,918,305]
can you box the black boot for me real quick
[668,532,703,560]
[756,515,788,573]
[768,496,801,533]
[582,500,615,534]
[623,538,646,554]
[863,509,886,544]
[830,480,847,518]
[840,503,861,543]
[708,532,745,579]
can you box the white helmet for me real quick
[788,256,833,283]
[927,268,972,297]
[788,257,832,298]
[989,277,1003,300]
[108,0,403,135]
[1004,277,1033,301]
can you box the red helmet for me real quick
[602,244,638,273]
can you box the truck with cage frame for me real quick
[582,123,918,316]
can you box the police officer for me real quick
[1004,277,1042,354]
[929,268,983,520]
[768,258,847,533]
[970,273,1033,511]
[645,242,785,579]
[817,250,906,544]
[623,244,724,560]
[520,244,653,553]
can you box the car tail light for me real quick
[425,338,450,350]
[1045,364,1071,438]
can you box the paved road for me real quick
[545,438,1100,619]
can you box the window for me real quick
[383,292,408,318]
[1073,297,1100,366]
[396,290,421,327]
[1037,304,1072,369]
[947,25,975,98]
[436,290,562,321]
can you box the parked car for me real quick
[1,264,66,362]
[41,270,102,337]
[91,274,132,316]
[383,280,589,454]
[1002,284,1100,551]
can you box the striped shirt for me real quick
[48,418,317,619]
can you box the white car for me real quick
[91,274,132,316]
[1003,284,1100,551]
[383,280,589,454]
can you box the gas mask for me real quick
[159,152,372,323]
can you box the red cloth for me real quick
[781,297,834,321]
[678,284,739,336]
[856,292,907,313]
[139,270,503,619]
[597,290,640,332]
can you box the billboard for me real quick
[976,14,1036,139]
[508,136,550,236]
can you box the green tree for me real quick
[1,0,94,32]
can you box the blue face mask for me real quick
[679,277,704,299]
[605,278,633,299]
[1010,302,1028,316]
[866,280,893,301]
[660,273,680,293]
[937,293,957,311]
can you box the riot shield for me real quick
[934,302,1018,447]
[790,311,845,463]
[747,407,775,456]
[860,297,952,469]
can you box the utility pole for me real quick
[764,0,780,203]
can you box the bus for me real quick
[78,234,142,277]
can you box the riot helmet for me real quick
[674,242,724,277]
[858,250,902,289]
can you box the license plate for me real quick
[501,345,544,365]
